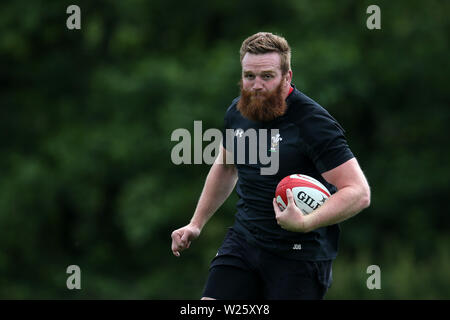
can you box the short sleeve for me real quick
[300,112,354,173]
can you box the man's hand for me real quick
[171,224,201,257]
[273,188,311,233]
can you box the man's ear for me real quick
[285,70,293,83]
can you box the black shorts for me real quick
[202,228,333,300]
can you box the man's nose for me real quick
[252,78,264,90]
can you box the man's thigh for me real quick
[260,254,332,300]
[202,228,263,299]
[202,264,263,300]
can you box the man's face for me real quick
[237,52,292,122]
[241,52,288,93]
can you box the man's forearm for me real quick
[190,162,237,230]
[304,185,370,232]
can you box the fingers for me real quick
[273,198,281,226]
[181,232,192,250]
[171,227,197,257]
[274,189,294,228]
[171,230,185,257]
[273,198,281,215]
[181,231,190,243]
[286,188,295,207]
[272,198,278,212]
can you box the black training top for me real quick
[222,84,354,261]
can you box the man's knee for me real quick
[201,296,216,300]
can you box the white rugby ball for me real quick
[275,174,331,215]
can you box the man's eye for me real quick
[263,74,273,79]
[245,74,255,79]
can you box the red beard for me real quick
[237,80,287,122]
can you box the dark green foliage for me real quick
[0,0,449,299]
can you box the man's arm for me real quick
[171,146,237,256]
[273,158,370,232]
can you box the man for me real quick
[171,32,370,299]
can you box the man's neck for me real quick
[284,85,293,100]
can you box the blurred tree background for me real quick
[0,0,449,299]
